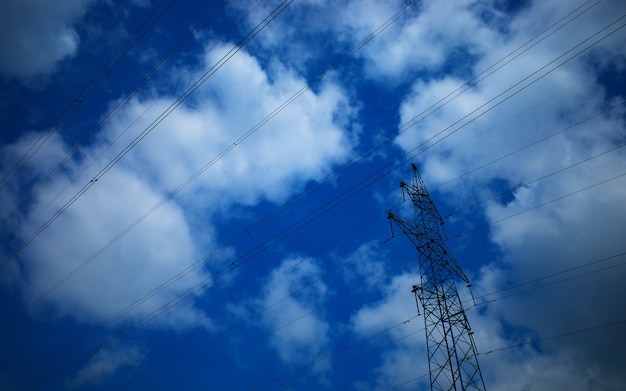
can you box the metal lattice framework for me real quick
[387,164,486,391]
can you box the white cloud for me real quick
[0,0,98,80]
[338,241,387,288]
[464,297,620,391]
[107,42,357,208]
[2,42,358,332]
[18,162,212,329]
[389,0,626,388]
[465,258,626,391]
[257,256,331,369]
[2,1,624,388]
[351,273,417,337]
[350,273,428,390]
[350,268,626,391]
[339,0,496,81]
[66,344,144,388]
[239,0,497,82]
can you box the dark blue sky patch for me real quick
[441,45,483,81]
[596,62,626,101]
[488,176,517,206]
[494,0,532,16]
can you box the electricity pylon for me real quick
[387,163,485,391]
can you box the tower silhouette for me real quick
[387,164,486,391]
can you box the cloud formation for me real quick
[2,42,358,333]
[236,1,626,386]
[66,344,144,388]
[351,273,427,390]
[1,1,624,389]
[0,0,97,80]
[388,0,626,389]
[257,256,331,369]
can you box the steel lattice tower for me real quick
[387,164,486,391]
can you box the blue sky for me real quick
[0,0,625,390]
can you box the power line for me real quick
[398,13,626,165]
[350,316,626,391]
[0,0,419,335]
[16,217,393,390]
[0,6,620,391]
[19,157,624,388]
[396,0,602,139]
[0,0,296,272]
[2,0,609,317]
[469,253,626,309]
[3,3,620,388]
[443,142,626,218]
[0,0,179,193]
[4,0,605,276]
[17,174,620,388]
[111,214,386,364]
[3,0,277,239]
[253,250,626,390]
[477,251,626,299]
[211,247,625,391]
[4,3,315,384]
[385,373,430,391]
[315,10,626,243]
[0,0,232,232]
[116,254,417,390]
[137,243,626,390]
[250,314,420,390]
[10,102,624,388]
[451,171,626,240]
[13,115,623,389]
[303,0,603,216]
[423,69,597,163]
[479,318,626,356]
[279,328,424,391]
[433,101,626,191]
[283,318,626,390]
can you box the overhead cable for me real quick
[3,2,620,388]
[0,0,231,232]
[0,0,178,193]
[0,0,296,272]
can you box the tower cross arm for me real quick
[387,210,470,284]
